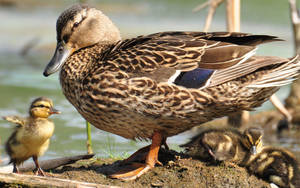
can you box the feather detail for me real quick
[197,44,257,69]
[247,56,300,88]
[207,56,299,88]
[54,6,300,140]
[103,32,279,76]
[3,116,25,127]
[174,69,214,88]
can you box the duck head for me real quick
[29,97,60,118]
[242,127,263,155]
[43,4,121,77]
[201,133,234,161]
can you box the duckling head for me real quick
[242,127,263,155]
[43,4,121,76]
[29,97,60,118]
[201,132,234,161]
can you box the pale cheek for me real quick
[32,110,49,118]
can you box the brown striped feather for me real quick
[104,32,280,74]
[47,5,300,140]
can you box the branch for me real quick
[0,172,119,188]
[289,0,300,55]
[0,154,94,173]
[193,0,225,32]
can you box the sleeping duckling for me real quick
[246,147,300,188]
[181,127,263,165]
[3,97,60,176]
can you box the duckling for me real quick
[3,97,60,176]
[181,127,263,165]
[43,4,300,180]
[246,147,300,188]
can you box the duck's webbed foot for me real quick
[109,132,163,181]
[35,167,46,176]
[33,155,45,176]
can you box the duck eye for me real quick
[35,104,49,109]
[62,35,70,44]
[73,22,79,28]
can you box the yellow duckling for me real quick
[246,147,300,188]
[181,127,263,165]
[3,97,60,176]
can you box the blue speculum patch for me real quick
[174,68,214,88]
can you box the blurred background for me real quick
[0,0,299,163]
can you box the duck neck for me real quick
[28,116,48,126]
[59,42,114,107]
[60,42,111,81]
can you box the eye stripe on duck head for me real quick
[30,97,53,109]
[255,135,263,146]
[246,133,254,145]
[244,127,263,145]
[56,4,89,43]
[32,104,50,109]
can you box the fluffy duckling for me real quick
[181,127,263,165]
[3,97,60,176]
[246,147,300,188]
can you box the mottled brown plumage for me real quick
[247,147,300,188]
[181,127,263,165]
[4,97,60,176]
[43,4,300,180]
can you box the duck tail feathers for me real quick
[247,55,300,88]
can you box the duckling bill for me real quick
[43,4,300,180]
[4,97,60,176]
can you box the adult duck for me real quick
[43,4,300,180]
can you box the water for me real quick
[0,0,299,164]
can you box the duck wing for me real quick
[3,116,26,127]
[102,32,281,88]
[209,55,299,87]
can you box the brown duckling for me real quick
[181,127,263,165]
[3,97,60,176]
[246,147,300,188]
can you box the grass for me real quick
[102,133,130,160]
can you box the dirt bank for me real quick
[3,109,300,188]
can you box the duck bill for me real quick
[43,42,73,77]
[250,146,257,155]
[50,107,61,115]
[207,149,217,161]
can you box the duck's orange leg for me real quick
[110,132,163,181]
[121,145,151,164]
[121,137,168,164]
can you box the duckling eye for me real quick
[73,22,79,28]
[35,104,50,109]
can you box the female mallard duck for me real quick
[43,4,300,180]
[181,127,263,165]
[3,97,60,176]
[247,147,300,188]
